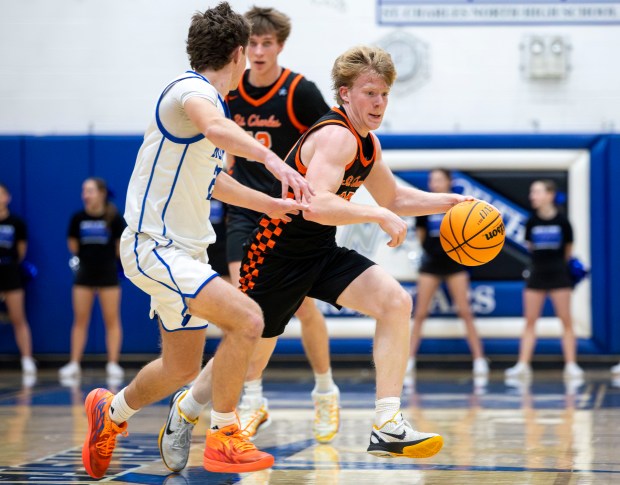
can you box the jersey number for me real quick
[206,165,223,200]
[247,130,272,149]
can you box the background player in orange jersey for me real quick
[225,7,336,441]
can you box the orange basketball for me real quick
[439,200,505,266]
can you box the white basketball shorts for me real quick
[120,228,219,332]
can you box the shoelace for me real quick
[96,421,128,457]
[315,395,338,427]
[220,427,256,452]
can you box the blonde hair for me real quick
[331,46,396,104]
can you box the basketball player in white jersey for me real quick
[80,3,311,478]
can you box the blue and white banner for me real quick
[377,0,620,26]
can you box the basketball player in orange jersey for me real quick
[408,169,488,378]
[162,46,471,465]
[225,6,336,442]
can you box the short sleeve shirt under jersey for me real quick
[525,212,573,270]
[68,211,126,269]
[415,214,446,257]
[0,214,27,265]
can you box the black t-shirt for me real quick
[228,68,330,195]
[415,213,445,257]
[68,210,126,269]
[525,212,573,270]
[0,214,27,265]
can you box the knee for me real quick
[163,359,201,385]
[295,301,320,325]
[377,286,412,320]
[232,303,264,342]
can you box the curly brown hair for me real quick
[187,2,251,72]
[245,6,291,44]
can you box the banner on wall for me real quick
[377,0,620,25]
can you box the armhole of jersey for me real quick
[155,76,206,145]
[295,119,353,175]
[287,74,309,133]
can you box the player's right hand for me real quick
[265,198,310,223]
[378,208,408,248]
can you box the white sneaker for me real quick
[473,358,489,376]
[158,389,197,472]
[611,362,620,375]
[21,357,37,375]
[238,396,271,440]
[367,411,443,458]
[311,385,340,444]
[504,362,532,379]
[106,362,124,379]
[406,357,416,373]
[564,362,584,379]
[59,361,81,379]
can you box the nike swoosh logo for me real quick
[165,418,175,435]
[382,430,407,440]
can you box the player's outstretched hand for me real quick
[448,194,475,205]
[378,208,408,248]
[264,153,315,203]
[265,198,310,223]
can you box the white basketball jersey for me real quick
[125,71,227,255]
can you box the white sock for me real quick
[210,410,237,430]
[109,388,139,425]
[244,379,263,404]
[375,397,401,427]
[178,388,205,421]
[313,368,335,393]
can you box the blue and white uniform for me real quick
[121,71,228,331]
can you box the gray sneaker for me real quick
[158,388,197,472]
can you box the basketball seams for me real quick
[440,233,462,263]
[461,201,481,244]
[444,212,501,253]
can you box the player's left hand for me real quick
[264,153,315,203]
[265,198,310,223]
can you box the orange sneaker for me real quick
[203,423,274,473]
[82,388,128,479]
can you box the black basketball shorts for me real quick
[226,207,263,263]
[0,264,23,292]
[74,264,119,288]
[240,246,376,338]
[418,253,466,277]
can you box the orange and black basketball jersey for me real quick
[227,68,329,194]
[250,106,377,259]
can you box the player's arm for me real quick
[564,242,573,261]
[16,240,27,263]
[302,126,407,248]
[68,238,78,255]
[364,135,468,216]
[184,97,313,202]
[212,172,308,223]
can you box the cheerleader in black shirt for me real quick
[408,170,487,377]
[59,178,126,381]
[505,180,583,379]
[0,183,36,376]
